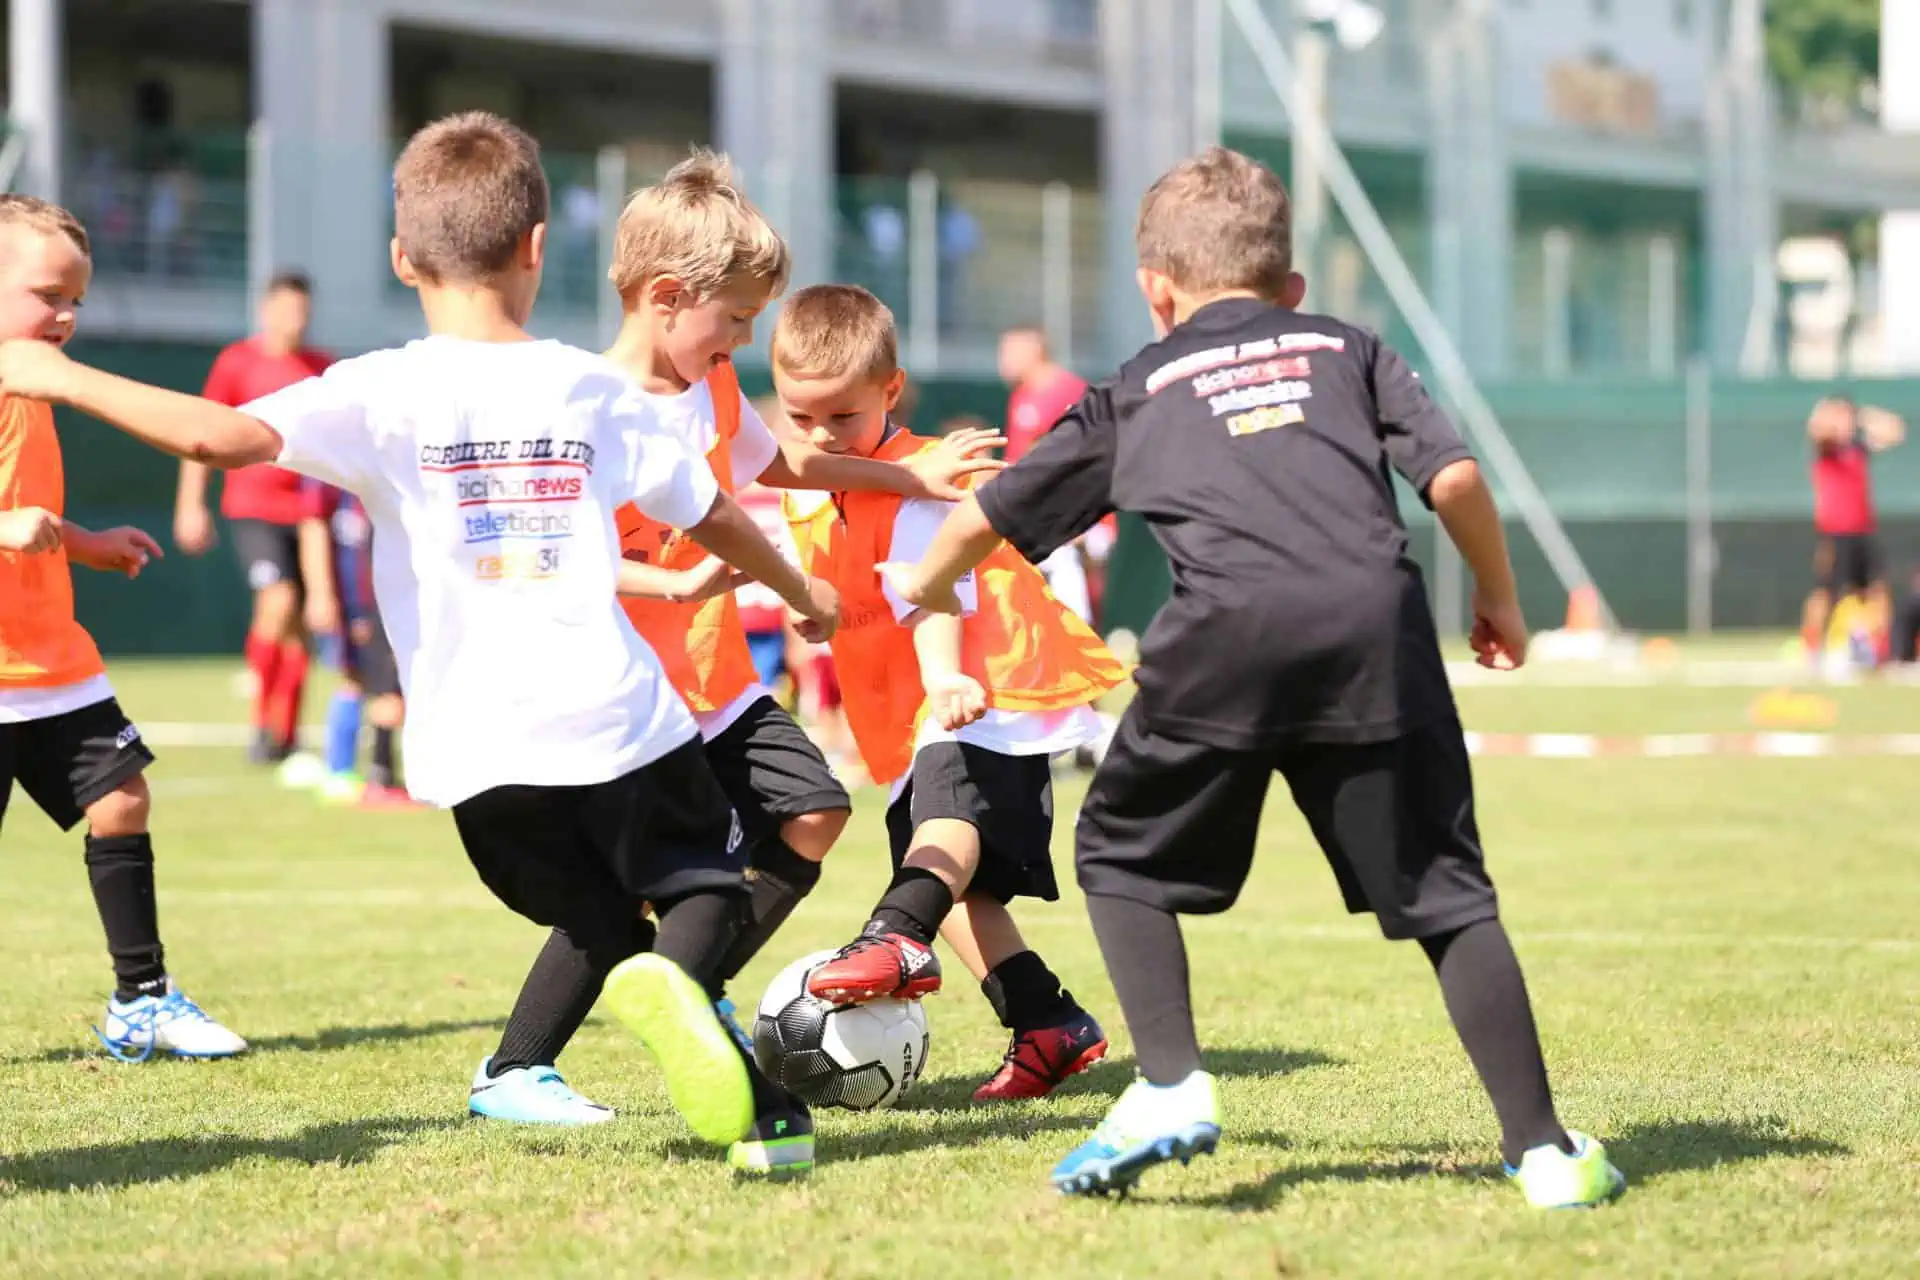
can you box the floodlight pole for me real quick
[1291,23,1332,292]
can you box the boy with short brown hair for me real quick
[896,146,1625,1204]
[0,114,829,1177]
[0,193,247,1061]
[771,283,1124,1100]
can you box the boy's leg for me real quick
[1279,718,1623,1207]
[704,698,851,989]
[18,699,247,1060]
[947,893,1108,1101]
[1053,704,1270,1195]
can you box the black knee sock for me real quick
[981,949,1078,1032]
[85,834,167,1001]
[491,919,654,1076]
[867,866,954,946]
[719,840,824,983]
[653,889,749,1001]
[369,727,398,789]
[1420,919,1572,1166]
[1087,892,1201,1086]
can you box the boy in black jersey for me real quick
[890,146,1625,1207]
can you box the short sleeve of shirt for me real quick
[613,391,721,530]
[251,361,381,495]
[976,380,1119,563]
[882,499,979,622]
[730,392,781,490]
[1369,335,1472,504]
[298,477,340,522]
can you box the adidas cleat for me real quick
[1506,1130,1626,1209]
[805,926,942,1005]
[96,982,248,1062]
[603,954,754,1146]
[975,1011,1108,1101]
[1051,1072,1220,1197]
[729,1101,815,1180]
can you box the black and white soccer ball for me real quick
[753,949,931,1111]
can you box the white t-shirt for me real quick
[881,498,1105,768]
[246,336,719,808]
[641,380,796,740]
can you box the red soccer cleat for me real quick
[806,930,943,1005]
[360,783,425,810]
[973,1013,1109,1101]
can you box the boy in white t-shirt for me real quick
[0,112,837,1180]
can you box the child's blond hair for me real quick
[609,149,790,303]
[0,194,89,256]
[770,284,898,384]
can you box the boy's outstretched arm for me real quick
[885,494,1001,616]
[0,340,280,468]
[683,491,839,641]
[762,423,1006,501]
[616,555,751,604]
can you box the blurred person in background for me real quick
[1802,393,1904,668]
[173,271,332,772]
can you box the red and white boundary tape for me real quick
[1464,732,1920,759]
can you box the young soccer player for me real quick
[0,114,833,1178]
[0,194,248,1061]
[599,152,1004,1044]
[297,479,415,806]
[773,284,1126,1100]
[893,147,1625,1205]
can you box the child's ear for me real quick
[647,275,685,316]
[390,239,418,288]
[883,369,907,412]
[1280,271,1307,309]
[1135,268,1177,338]
[523,223,547,270]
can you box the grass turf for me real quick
[0,656,1915,1276]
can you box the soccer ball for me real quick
[753,949,931,1111]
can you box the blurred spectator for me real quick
[1801,394,1904,665]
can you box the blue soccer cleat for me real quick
[467,1058,614,1126]
[1052,1071,1220,1197]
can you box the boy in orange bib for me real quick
[599,153,1003,1052]
[0,195,246,1061]
[773,285,1126,1100]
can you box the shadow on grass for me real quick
[0,1116,462,1193]
[12,1018,500,1065]
[899,1044,1342,1112]
[1182,1116,1849,1212]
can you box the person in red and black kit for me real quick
[172,270,332,763]
[1801,394,1905,665]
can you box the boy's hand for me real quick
[71,526,162,578]
[0,338,79,404]
[925,673,988,730]
[672,556,752,604]
[306,589,343,637]
[881,562,966,616]
[174,502,216,555]
[906,426,1008,501]
[1469,588,1528,671]
[0,506,63,553]
[791,576,841,644]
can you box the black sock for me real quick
[1420,919,1572,1166]
[653,889,749,1001]
[868,866,953,946]
[1087,892,1201,1086]
[369,727,397,789]
[85,834,167,1001]
[719,840,824,983]
[981,949,1077,1032]
[491,919,654,1076]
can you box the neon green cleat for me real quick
[1507,1131,1627,1209]
[318,771,367,805]
[602,954,754,1146]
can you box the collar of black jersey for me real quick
[1181,297,1278,330]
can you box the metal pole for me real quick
[9,0,63,202]
[907,168,941,373]
[1194,0,1224,150]
[1225,0,1616,624]
[1685,355,1714,634]
[596,145,629,350]
[1291,24,1331,292]
[1041,181,1074,368]
[1649,233,1678,377]
[246,122,274,318]
[1543,228,1572,378]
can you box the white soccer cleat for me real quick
[97,983,250,1061]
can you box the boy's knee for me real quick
[85,774,151,838]
[781,808,847,861]
[369,693,404,727]
[253,581,300,635]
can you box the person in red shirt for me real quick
[1801,394,1904,663]
[173,271,331,764]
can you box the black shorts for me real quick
[703,696,849,852]
[450,738,748,935]
[1816,533,1882,596]
[0,698,155,832]
[884,741,1058,904]
[349,606,401,699]
[229,518,303,594]
[1076,703,1498,940]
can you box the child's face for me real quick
[773,366,904,458]
[0,227,90,346]
[656,277,772,387]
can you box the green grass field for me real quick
[2,656,1917,1277]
